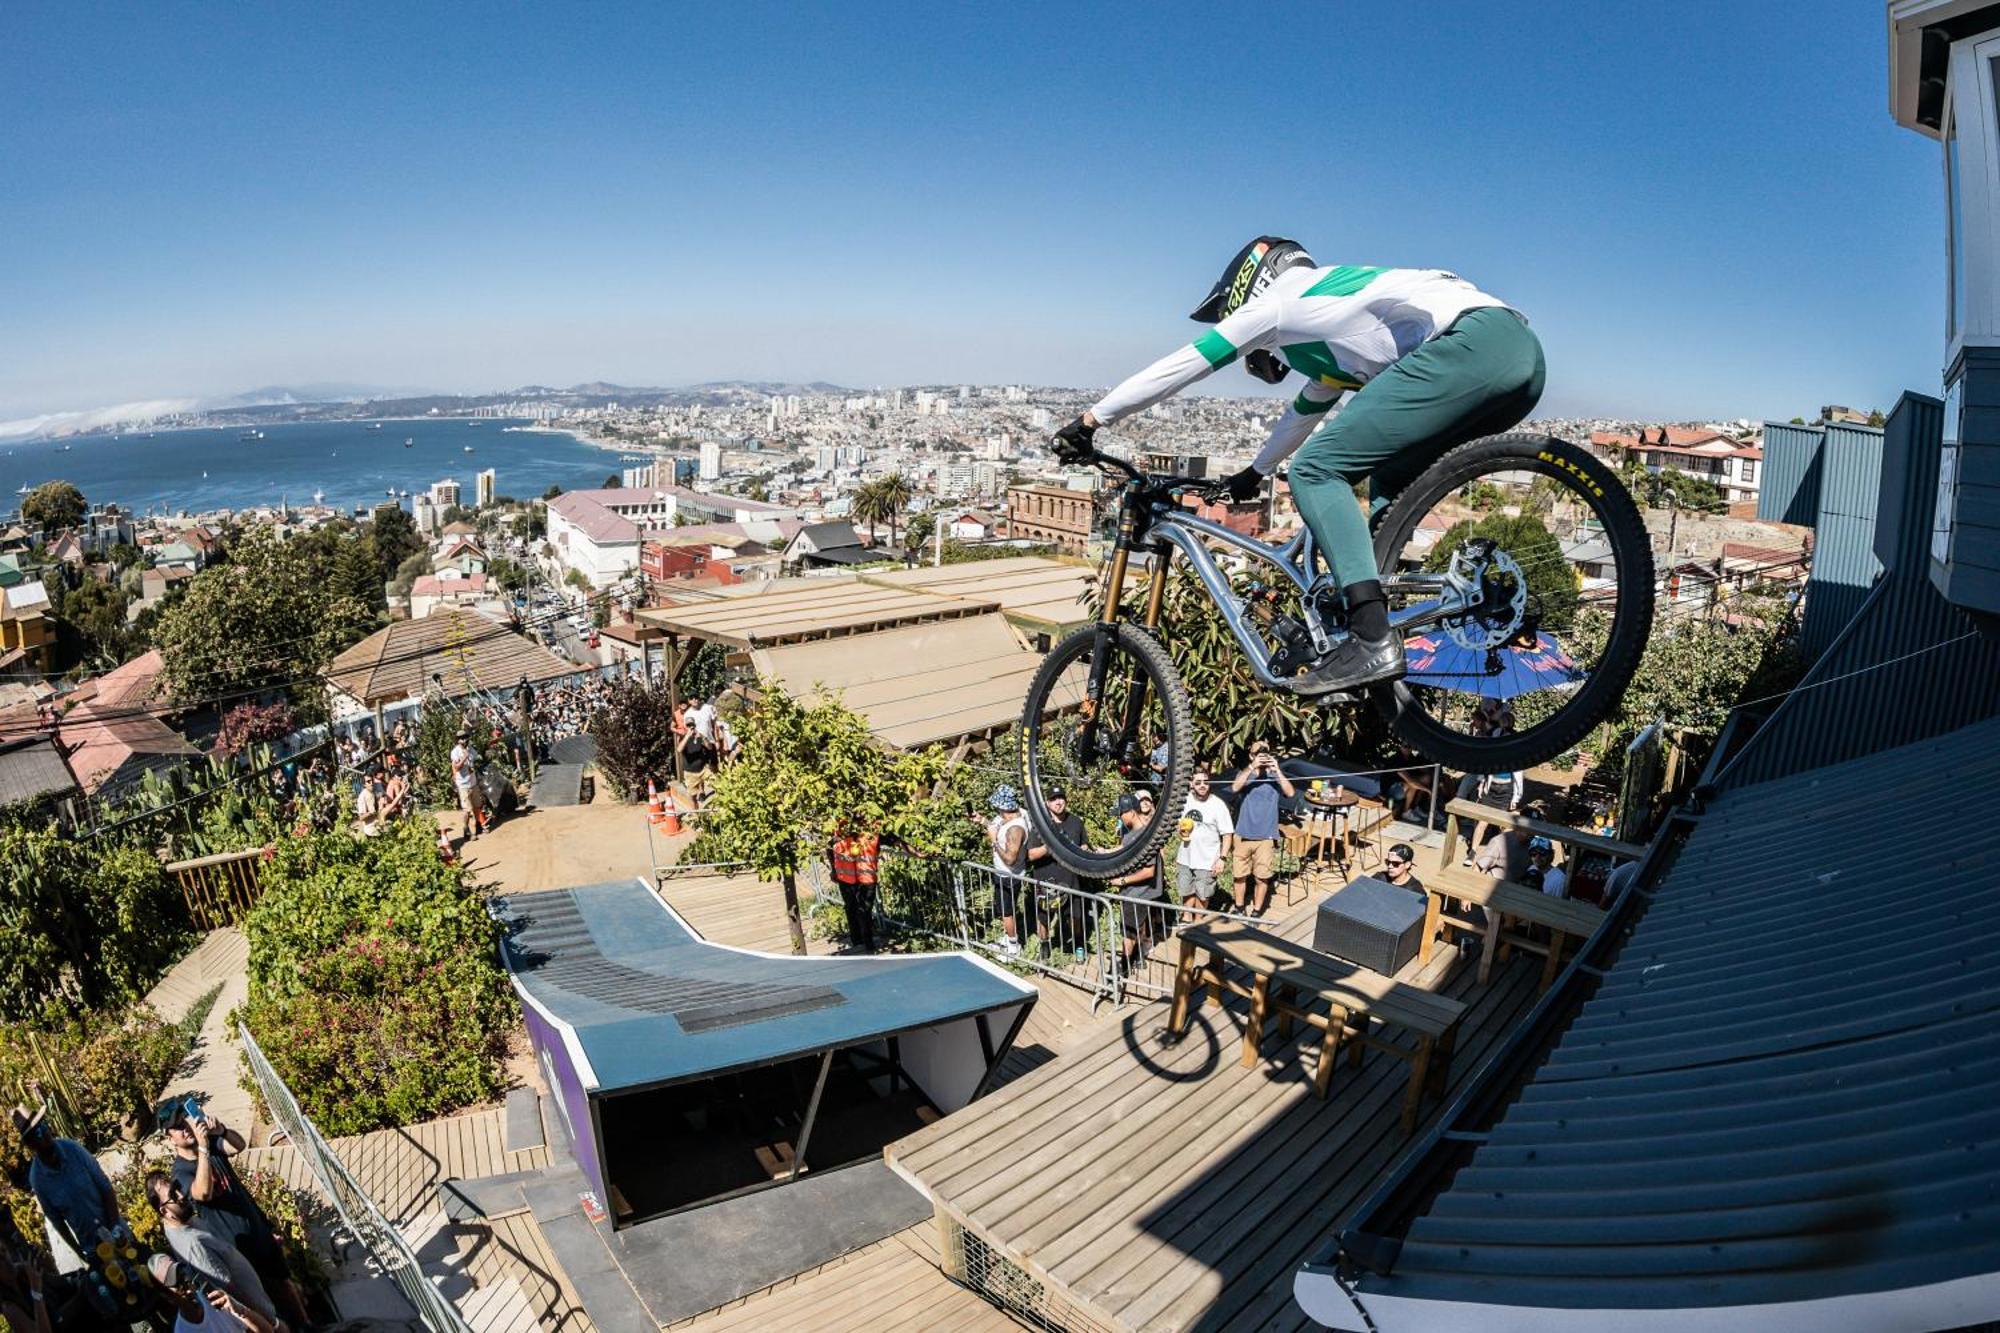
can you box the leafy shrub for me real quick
[0,816,193,1021]
[212,702,295,760]
[0,1004,194,1149]
[237,821,515,1135]
[590,676,681,802]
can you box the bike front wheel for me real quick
[1370,432,1655,775]
[1019,621,1192,879]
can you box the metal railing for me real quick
[238,1024,474,1333]
[945,865,1118,1005]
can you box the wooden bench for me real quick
[1438,797,1647,869]
[1165,918,1466,1133]
[1421,861,1607,991]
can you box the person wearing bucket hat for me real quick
[986,786,1030,958]
[13,1106,121,1271]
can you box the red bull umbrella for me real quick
[1402,628,1583,700]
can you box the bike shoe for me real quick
[1292,633,1405,696]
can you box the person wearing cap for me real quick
[1380,842,1424,896]
[1103,790,1164,972]
[829,821,883,954]
[11,1107,119,1272]
[145,1171,278,1328]
[1025,787,1090,963]
[986,786,1031,958]
[449,729,486,842]
[1527,838,1567,898]
[146,1253,273,1333]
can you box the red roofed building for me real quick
[1591,426,1764,506]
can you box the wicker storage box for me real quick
[1313,876,1426,976]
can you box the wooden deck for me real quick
[886,947,1544,1332]
[674,1223,1024,1332]
[654,866,838,955]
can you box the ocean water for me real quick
[4,418,651,516]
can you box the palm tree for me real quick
[850,481,887,544]
[876,473,914,550]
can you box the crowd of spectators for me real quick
[6,1099,305,1331]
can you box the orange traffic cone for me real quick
[659,787,683,836]
[647,780,665,828]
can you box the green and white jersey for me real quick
[1090,264,1514,473]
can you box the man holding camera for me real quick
[164,1105,309,1330]
[1230,741,1296,916]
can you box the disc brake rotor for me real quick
[1444,547,1529,652]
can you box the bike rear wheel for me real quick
[1369,432,1654,775]
[1019,621,1192,879]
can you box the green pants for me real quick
[1289,305,1546,586]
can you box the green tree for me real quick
[876,473,914,549]
[486,556,527,591]
[904,511,936,553]
[389,550,431,601]
[55,578,136,668]
[542,484,564,500]
[365,504,424,587]
[602,474,623,489]
[1424,510,1580,635]
[22,481,85,532]
[850,481,887,542]
[237,821,515,1133]
[152,528,373,719]
[106,542,143,570]
[699,685,956,954]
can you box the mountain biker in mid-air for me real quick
[1052,237,1546,697]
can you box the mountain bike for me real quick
[1018,432,1655,878]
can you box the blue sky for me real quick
[0,2,1947,421]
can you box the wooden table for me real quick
[1298,790,1360,873]
[1165,912,1466,1132]
[1421,861,1609,991]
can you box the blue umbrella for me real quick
[1402,628,1583,700]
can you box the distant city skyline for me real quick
[2,3,1946,425]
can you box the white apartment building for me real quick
[699,441,723,482]
[546,485,795,588]
[430,478,461,509]
[475,468,496,507]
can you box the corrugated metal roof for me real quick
[1819,421,1887,519]
[0,735,77,807]
[1321,715,2000,1327]
[635,576,997,649]
[1721,393,2000,788]
[859,556,1103,635]
[1755,421,1824,527]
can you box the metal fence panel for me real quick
[238,1024,475,1333]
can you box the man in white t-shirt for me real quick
[1175,767,1234,911]
[449,730,486,841]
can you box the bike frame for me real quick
[1101,477,1482,691]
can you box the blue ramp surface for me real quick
[492,879,1033,1094]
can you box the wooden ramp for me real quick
[886,949,1543,1333]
